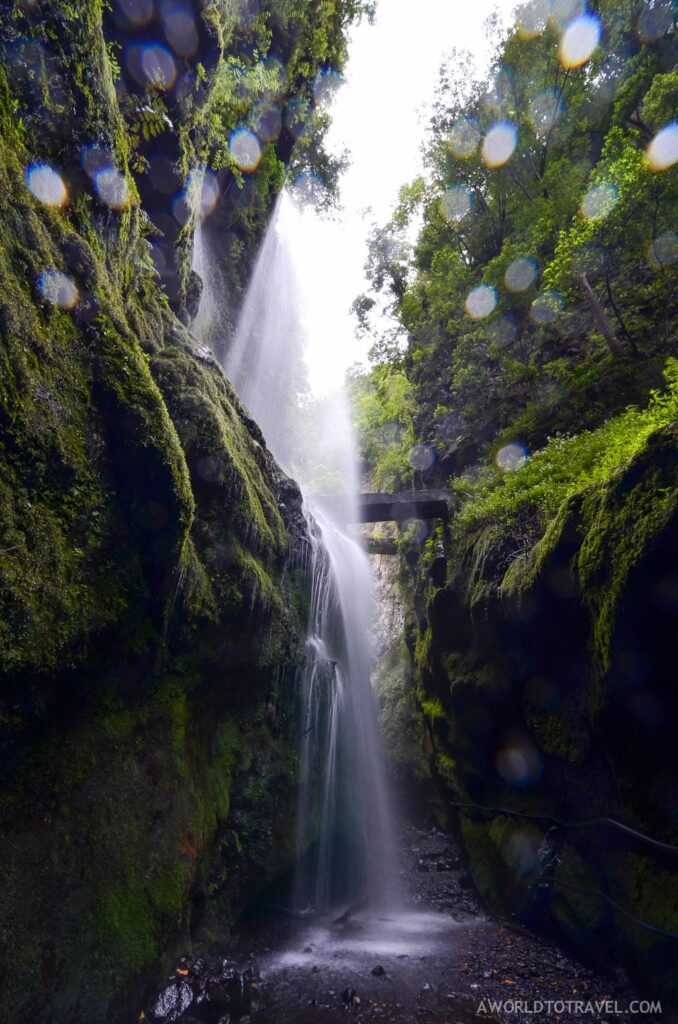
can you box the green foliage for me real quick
[183,0,367,196]
[353,1,677,478]
[453,358,678,537]
[348,364,415,489]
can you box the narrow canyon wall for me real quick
[0,1,354,1020]
[402,425,678,1001]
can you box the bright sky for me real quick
[293,0,520,395]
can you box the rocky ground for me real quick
[141,825,667,1024]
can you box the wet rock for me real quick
[192,956,208,978]
[150,980,193,1022]
[183,268,203,321]
[341,987,358,1005]
[303,946,313,953]
[370,965,386,977]
[147,955,258,1023]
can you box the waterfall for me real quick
[193,189,398,911]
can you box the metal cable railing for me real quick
[446,798,678,939]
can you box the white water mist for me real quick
[193,189,398,910]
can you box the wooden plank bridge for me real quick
[314,490,452,524]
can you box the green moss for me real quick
[454,360,678,553]
[0,0,358,1019]
[621,853,678,951]
[528,711,587,765]
[420,697,446,721]
[576,431,678,678]
[148,861,192,921]
[374,640,427,783]
[95,880,159,978]
[435,750,457,786]
[550,845,606,936]
[459,816,506,910]
[414,625,433,676]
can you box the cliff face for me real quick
[369,551,427,800]
[0,1,354,1020]
[404,424,678,1000]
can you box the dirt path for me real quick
[240,826,660,1024]
[144,825,665,1024]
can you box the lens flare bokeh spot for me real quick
[81,144,113,179]
[550,0,586,30]
[38,269,79,309]
[648,231,678,268]
[646,122,678,172]
[439,185,472,224]
[128,41,177,90]
[531,290,564,324]
[185,168,220,221]
[228,127,262,173]
[251,101,282,142]
[198,170,220,219]
[528,89,563,138]
[503,828,541,875]
[482,121,517,167]
[581,181,618,220]
[483,69,514,118]
[404,518,429,545]
[465,285,497,320]
[289,171,326,206]
[517,0,549,38]
[637,1,672,43]
[313,68,342,109]
[505,256,538,292]
[496,734,543,786]
[496,442,527,471]
[94,167,130,209]
[448,119,481,159]
[143,42,177,89]
[115,0,153,26]
[262,56,286,99]
[408,444,435,472]
[559,14,601,68]
[487,314,518,347]
[284,99,310,141]
[25,162,68,207]
[161,1,199,57]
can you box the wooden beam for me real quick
[313,490,452,524]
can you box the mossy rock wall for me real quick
[0,1,349,1020]
[403,425,678,1001]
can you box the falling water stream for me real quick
[194,190,398,913]
[190,188,482,1024]
[183,166,570,1024]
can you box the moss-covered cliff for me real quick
[402,419,678,1001]
[0,1,359,1020]
[347,1,678,1000]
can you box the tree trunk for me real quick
[578,273,624,357]
[605,275,640,356]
